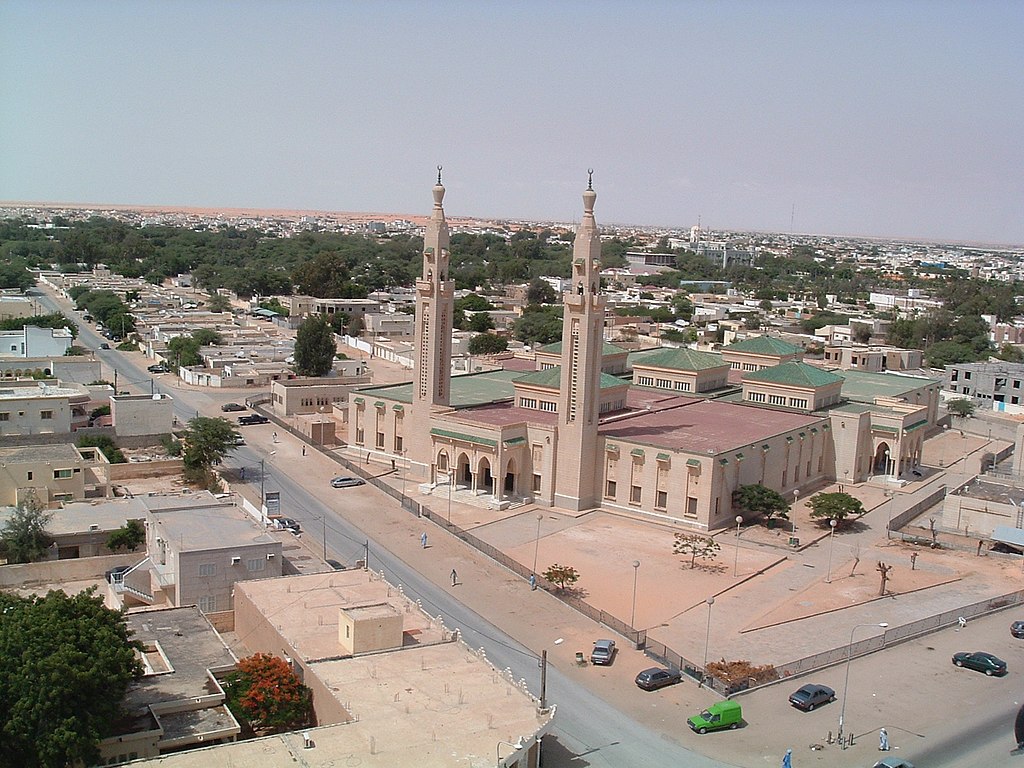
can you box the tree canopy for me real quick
[732,484,790,522]
[468,333,508,355]
[182,417,240,485]
[0,500,53,564]
[293,315,337,377]
[224,653,313,733]
[808,492,865,528]
[0,588,143,767]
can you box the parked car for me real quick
[229,435,245,446]
[98,342,110,350]
[147,364,169,373]
[635,666,682,691]
[331,476,366,488]
[687,700,742,734]
[1011,620,1024,639]
[220,402,246,412]
[275,517,301,535]
[873,759,915,768]
[952,650,1007,676]
[238,414,270,425]
[788,683,835,711]
[590,639,616,665]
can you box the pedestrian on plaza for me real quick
[272,431,278,443]
[421,532,428,549]
[302,445,306,456]
[529,573,537,590]
[910,551,918,570]
[450,568,458,586]
[782,748,792,768]
[240,468,245,480]
[878,728,889,751]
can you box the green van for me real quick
[687,700,742,734]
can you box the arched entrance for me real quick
[503,457,517,495]
[874,443,892,474]
[457,452,472,486]
[477,457,493,494]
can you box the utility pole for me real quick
[540,649,547,710]
[364,539,369,570]
[113,369,118,391]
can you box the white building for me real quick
[0,325,73,358]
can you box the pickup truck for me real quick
[238,414,270,426]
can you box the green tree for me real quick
[76,434,127,464]
[0,588,143,767]
[542,563,580,591]
[468,312,495,333]
[107,520,145,552]
[946,399,976,419]
[672,293,695,320]
[513,306,563,345]
[294,315,336,376]
[192,328,223,346]
[672,532,721,569]
[0,260,34,291]
[0,499,53,564]
[181,417,240,485]
[468,333,508,355]
[167,335,202,367]
[732,484,790,524]
[206,293,232,313]
[455,293,494,312]
[808,492,865,528]
[526,277,557,306]
[224,653,313,732]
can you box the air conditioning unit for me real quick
[231,556,241,565]
[267,553,275,559]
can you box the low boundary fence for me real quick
[247,400,1022,697]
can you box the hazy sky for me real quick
[2,1,1022,244]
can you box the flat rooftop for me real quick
[834,369,937,403]
[44,497,148,534]
[355,369,523,407]
[600,398,823,454]
[236,571,447,662]
[114,606,238,738]
[147,497,277,551]
[0,443,85,464]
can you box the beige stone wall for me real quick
[109,459,184,481]
[111,394,173,438]
[177,544,282,612]
[0,394,72,436]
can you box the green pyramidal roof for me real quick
[538,340,627,356]
[515,366,627,390]
[725,336,803,356]
[632,347,727,372]
[744,361,844,387]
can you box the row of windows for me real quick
[198,558,266,577]
[299,396,342,407]
[519,397,558,412]
[0,410,53,420]
[604,480,672,512]
[746,392,808,409]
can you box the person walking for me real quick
[302,445,306,456]
[782,748,792,768]
[879,728,889,751]
[450,568,458,586]
[272,431,278,443]
[529,573,537,590]
[421,532,428,549]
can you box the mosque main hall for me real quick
[347,173,940,531]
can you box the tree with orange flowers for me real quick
[224,653,313,733]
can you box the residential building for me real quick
[820,344,923,373]
[111,393,174,438]
[288,296,380,319]
[945,361,1024,409]
[0,380,90,437]
[0,443,111,506]
[0,325,73,358]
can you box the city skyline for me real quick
[2,1,1022,245]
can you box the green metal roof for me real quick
[538,340,627,356]
[725,336,803,356]
[429,428,497,448]
[503,436,527,446]
[630,448,645,457]
[656,452,671,461]
[353,369,525,408]
[831,369,938,404]
[514,366,628,391]
[744,362,844,388]
[686,458,701,467]
[631,347,728,372]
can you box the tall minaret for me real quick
[554,171,606,511]
[412,167,454,421]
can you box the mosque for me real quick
[347,173,940,531]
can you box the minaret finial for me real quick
[437,165,443,185]
[587,169,594,190]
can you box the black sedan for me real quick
[220,402,246,412]
[788,683,835,711]
[1011,620,1024,639]
[635,666,683,691]
[952,651,1007,676]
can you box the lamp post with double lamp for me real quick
[885,490,895,541]
[701,596,715,688]
[733,515,743,577]
[630,560,641,628]
[792,490,799,534]
[447,469,453,525]
[826,518,838,583]
[838,621,889,747]
[532,514,543,578]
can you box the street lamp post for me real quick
[447,469,453,525]
[319,514,327,561]
[630,560,641,628]
[399,450,407,505]
[826,518,838,583]
[838,621,889,746]
[532,514,543,577]
[886,490,895,541]
[733,515,743,577]
[701,596,715,688]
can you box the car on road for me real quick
[331,476,366,488]
[220,403,246,412]
[229,435,245,446]
[788,683,835,711]
[147,364,169,373]
[952,650,1007,676]
[238,414,270,425]
[635,666,683,691]
[873,759,915,768]
[1011,620,1024,639]
[99,342,110,350]
[590,639,616,665]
